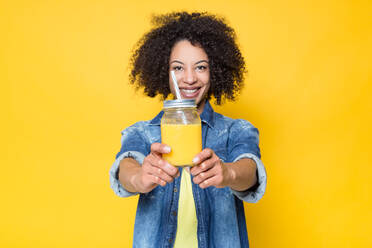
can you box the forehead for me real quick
[170,40,208,61]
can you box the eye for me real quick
[172,65,183,71]
[196,65,208,71]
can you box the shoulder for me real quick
[120,120,151,135]
[214,112,258,132]
[120,119,161,145]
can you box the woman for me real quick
[110,12,267,248]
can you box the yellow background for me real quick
[2,0,371,247]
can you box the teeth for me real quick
[182,89,198,93]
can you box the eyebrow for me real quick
[170,59,209,65]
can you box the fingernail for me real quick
[193,157,199,164]
[164,146,171,153]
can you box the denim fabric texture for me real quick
[109,101,267,248]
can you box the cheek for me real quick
[200,81,210,98]
[168,83,174,95]
[202,74,210,89]
[199,73,210,85]
[203,84,210,96]
[168,76,173,90]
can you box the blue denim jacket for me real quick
[109,101,267,248]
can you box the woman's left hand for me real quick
[190,148,234,189]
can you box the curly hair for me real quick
[129,12,246,104]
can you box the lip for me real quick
[179,87,201,98]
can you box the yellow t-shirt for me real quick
[173,167,198,247]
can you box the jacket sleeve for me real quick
[227,119,267,203]
[109,123,149,197]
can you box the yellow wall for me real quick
[2,0,371,247]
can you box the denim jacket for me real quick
[109,101,267,248]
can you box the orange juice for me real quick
[161,123,202,166]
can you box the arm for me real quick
[190,120,267,202]
[118,143,180,194]
[109,124,179,197]
[190,149,257,191]
[118,157,142,193]
[225,158,257,191]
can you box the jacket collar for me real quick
[149,100,215,128]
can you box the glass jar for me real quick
[161,99,202,166]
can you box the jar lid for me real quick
[163,99,196,108]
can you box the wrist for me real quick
[130,173,138,190]
[126,168,142,193]
[226,163,237,187]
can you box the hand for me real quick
[134,143,180,193]
[190,148,234,189]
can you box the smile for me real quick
[182,89,198,93]
[180,88,201,98]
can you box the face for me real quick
[169,40,210,113]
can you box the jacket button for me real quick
[172,211,177,216]
[174,187,178,193]
[168,238,173,243]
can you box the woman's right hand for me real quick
[133,143,180,193]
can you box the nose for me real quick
[183,68,197,85]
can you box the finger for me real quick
[199,174,224,189]
[147,162,175,184]
[192,148,214,165]
[192,165,217,185]
[146,174,167,187]
[148,153,179,178]
[191,156,220,176]
[150,143,171,156]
